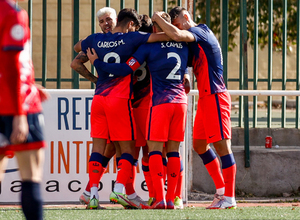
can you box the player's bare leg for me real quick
[15,148,45,220]
[165,140,181,209]
[15,149,44,182]
[142,145,149,163]
[113,141,122,168]
[91,138,107,154]
[0,154,8,181]
[162,147,167,184]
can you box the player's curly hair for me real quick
[117,8,141,29]
[138,14,153,33]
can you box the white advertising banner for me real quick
[0,89,186,203]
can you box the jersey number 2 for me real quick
[166,52,181,80]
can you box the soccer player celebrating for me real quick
[128,14,153,208]
[0,0,48,219]
[152,7,237,209]
[87,12,190,209]
[74,7,117,53]
[71,8,169,209]
[75,6,119,209]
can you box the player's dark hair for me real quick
[169,6,186,22]
[117,8,141,29]
[138,14,153,33]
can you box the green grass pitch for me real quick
[1,206,300,220]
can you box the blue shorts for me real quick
[0,113,46,154]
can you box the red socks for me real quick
[116,153,134,186]
[175,159,184,199]
[89,160,104,188]
[221,153,236,197]
[166,152,180,201]
[142,160,155,198]
[149,151,164,201]
[85,165,107,193]
[199,149,225,191]
[205,158,225,190]
[88,152,105,189]
[126,160,138,195]
[222,164,236,197]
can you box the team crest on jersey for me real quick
[128,58,137,67]
[10,24,24,41]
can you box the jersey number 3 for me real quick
[103,52,120,77]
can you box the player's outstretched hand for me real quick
[86,48,98,65]
[183,74,191,94]
[10,115,28,145]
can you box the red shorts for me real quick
[147,103,187,142]
[193,91,231,143]
[90,95,136,141]
[133,107,148,147]
[0,113,47,155]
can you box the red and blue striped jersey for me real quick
[188,24,227,98]
[81,31,150,99]
[132,62,150,109]
[131,41,189,106]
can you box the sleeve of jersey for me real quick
[3,50,26,115]
[189,27,207,43]
[93,58,140,77]
[81,35,94,54]
[134,32,151,45]
[2,10,28,51]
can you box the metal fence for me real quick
[23,0,299,130]
[22,0,300,129]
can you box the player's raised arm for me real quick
[152,11,195,42]
[70,51,98,83]
[87,48,140,77]
[147,32,170,42]
[74,39,83,53]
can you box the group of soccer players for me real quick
[0,2,237,219]
[71,5,237,210]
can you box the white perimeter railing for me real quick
[184,89,300,204]
[44,89,300,204]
